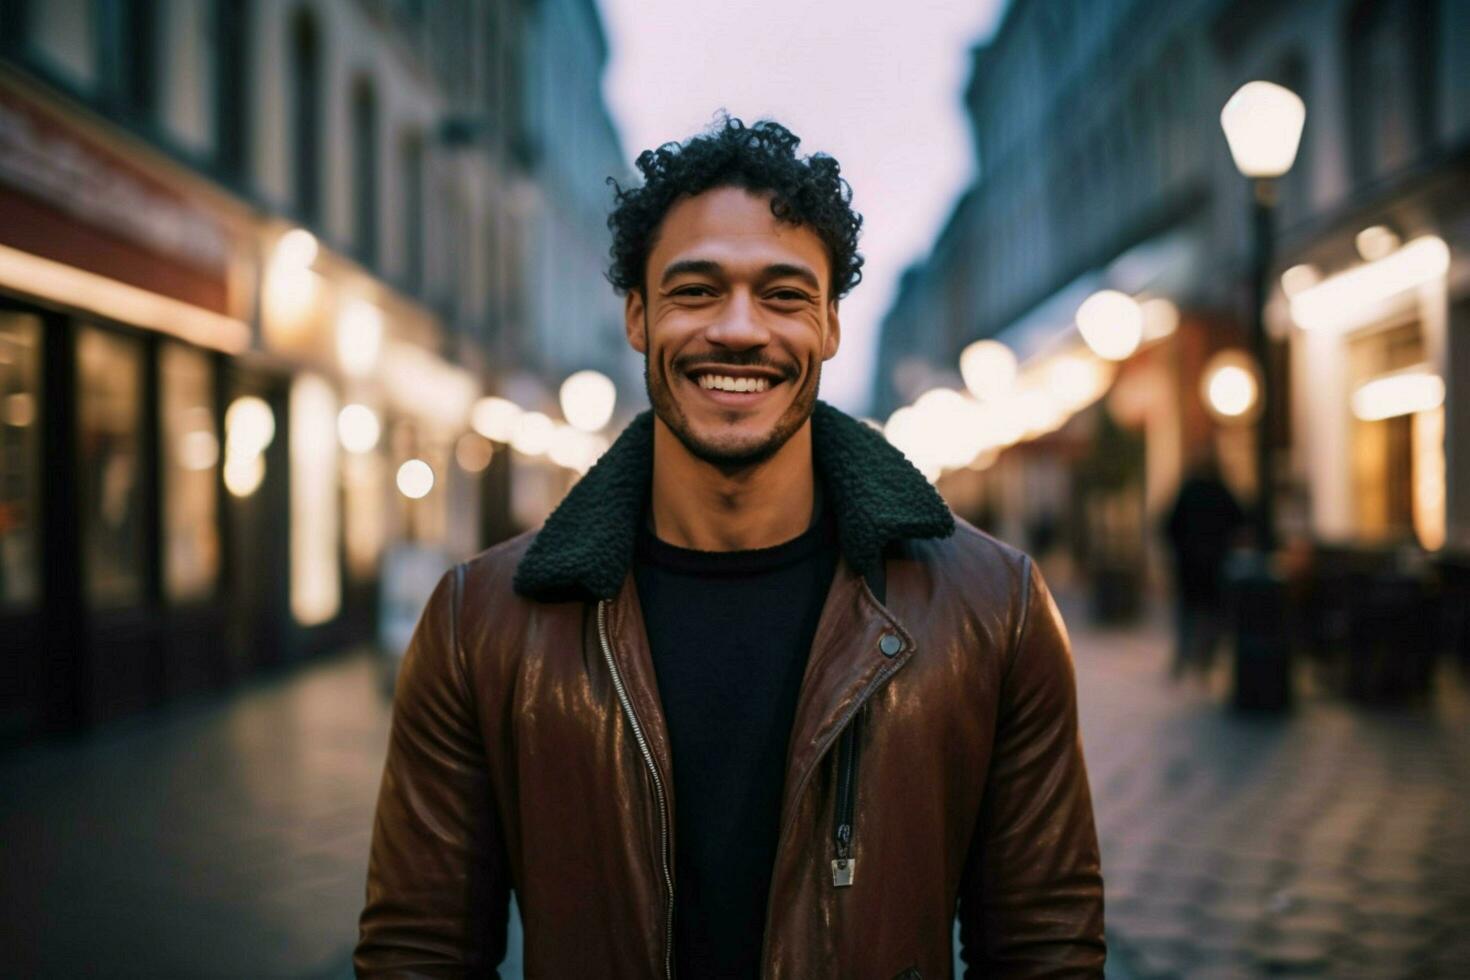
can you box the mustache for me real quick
[670,351,799,381]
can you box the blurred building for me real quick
[0,0,632,742]
[872,0,1469,623]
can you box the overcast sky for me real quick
[595,0,1010,414]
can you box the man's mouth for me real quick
[693,373,773,393]
[681,364,789,401]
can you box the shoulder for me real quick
[458,527,540,595]
[898,514,1036,611]
[451,529,553,658]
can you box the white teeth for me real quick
[696,374,770,393]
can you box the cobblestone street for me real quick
[1,600,1466,978]
[1072,600,1470,979]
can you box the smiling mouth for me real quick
[692,372,775,393]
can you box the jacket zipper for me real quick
[761,661,903,974]
[831,709,861,886]
[596,599,676,980]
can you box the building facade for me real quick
[0,0,632,742]
[872,0,1468,611]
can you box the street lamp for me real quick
[1219,80,1305,552]
[1218,80,1305,711]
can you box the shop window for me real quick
[1347,320,1424,543]
[77,326,145,606]
[0,312,42,609]
[160,344,219,603]
[289,374,339,626]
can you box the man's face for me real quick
[625,186,841,468]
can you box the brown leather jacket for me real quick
[356,403,1105,978]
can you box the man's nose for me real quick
[704,289,771,349]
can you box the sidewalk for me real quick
[1,610,1465,977]
[1069,598,1470,978]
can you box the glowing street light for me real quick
[336,298,384,377]
[337,403,381,453]
[396,458,434,499]
[959,339,1017,401]
[471,396,522,442]
[1219,81,1306,179]
[510,410,555,456]
[225,396,275,457]
[1075,290,1143,361]
[1219,79,1305,561]
[559,370,617,432]
[276,228,319,268]
[1201,350,1260,423]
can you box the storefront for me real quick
[0,74,262,738]
[0,73,484,741]
[1276,161,1467,556]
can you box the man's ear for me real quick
[822,300,842,361]
[624,289,648,354]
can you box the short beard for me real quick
[644,342,818,473]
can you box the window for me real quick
[212,0,251,179]
[160,344,219,603]
[1347,0,1435,183]
[77,326,145,606]
[0,312,41,609]
[289,8,322,225]
[289,374,339,625]
[400,131,425,292]
[351,76,379,267]
[1273,52,1311,226]
[0,0,28,53]
[1348,320,1425,542]
[97,0,158,117]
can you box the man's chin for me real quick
[668,422,786,469]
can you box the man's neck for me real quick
[648,418,816,552]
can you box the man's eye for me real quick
[769,289,810,302]
[673,284,716,297]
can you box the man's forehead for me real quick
[651,187,828,272]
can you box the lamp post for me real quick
[1220,80,1306,550]
[1218,80,1306,710]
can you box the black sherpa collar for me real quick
[512,401,955,602]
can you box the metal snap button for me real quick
[878,632,902,657]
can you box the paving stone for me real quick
[1246,933,1335,973]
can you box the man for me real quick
[356,117,1105,978]
[1163,454,1245,681]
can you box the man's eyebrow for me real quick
[659,259,724,286]
[761,263,821,291]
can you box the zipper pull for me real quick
[831,823,855,887]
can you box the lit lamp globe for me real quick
[1200,349,1261,424]
[396,458,434,499]
[1075,290,1143,361]
[471,396,522,443]
[559,370,617,432]
[1220,80,1305,179]
[959,340,1017,401]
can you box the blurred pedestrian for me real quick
[356,116,1105,978]
[1163,455,1245,681]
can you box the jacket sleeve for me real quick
[356,565,511,977]
[957,557,1106,977]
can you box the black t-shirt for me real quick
[632,499,839,979]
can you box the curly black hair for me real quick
[606,115,864,300]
